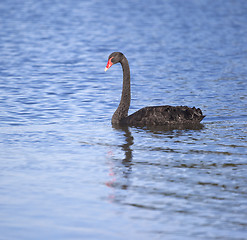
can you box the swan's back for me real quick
[121,105,205,126]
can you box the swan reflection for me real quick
[105,123,204,203]
[105,126,134,195]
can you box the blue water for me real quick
[0,0,247,239]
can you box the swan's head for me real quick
[105,52,124,72]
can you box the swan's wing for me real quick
[122,106,205,126]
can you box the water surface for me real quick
[0,0,247,239]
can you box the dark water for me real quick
[1,0,247,239]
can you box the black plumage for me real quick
[122,105,204,126]
[105,52,205,127]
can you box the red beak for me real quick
[105,57,114,71]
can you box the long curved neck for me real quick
[112,56,131,124]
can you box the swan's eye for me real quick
[110,57,115,63]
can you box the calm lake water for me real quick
[0,0,247,239]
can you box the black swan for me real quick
[105,52,205,126]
